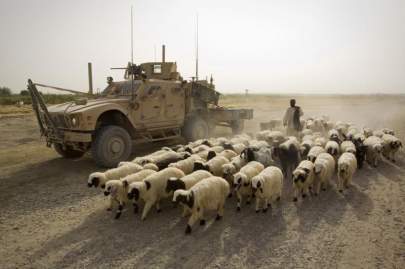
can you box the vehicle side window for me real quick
[148,86,161,96]
[153,64,162,74]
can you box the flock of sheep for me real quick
[87,115,402,234]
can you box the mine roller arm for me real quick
[27,79,63,146]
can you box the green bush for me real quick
[0,87,11,96]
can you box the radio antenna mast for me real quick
[195,13,199,81]
[130,5,135,101]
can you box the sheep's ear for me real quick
[123,180,129,188]
[145,181,151,190]
[207,151,216,160]
[257,181,261,187]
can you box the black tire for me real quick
[231,120,244,135]
[54,144,85,159]
[183,117,209,142]
[91,126,132,168]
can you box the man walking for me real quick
[283,99,304,137]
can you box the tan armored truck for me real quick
[28,59,253,167]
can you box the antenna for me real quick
[131,5,134,64]
[154,45,156,62]
[195,13,199,81]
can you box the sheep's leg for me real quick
[293,187,298,202]
[246,194,251,205]
[315,180,321,196]
[141,200,155,221]
[374,156,378,167]
[132,201,139,214]
[255,197,260,213]
[302,186,308,199]
[216,201,224,221]
[338,175,343,192]
[236,192,242,211]
[186,212,199,234]
[181,206,190,217]
[115,202,124,219]
[263,198,269,213]
[107,196,114,211]
[156,200,162,213]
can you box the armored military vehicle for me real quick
[28,51,253,167]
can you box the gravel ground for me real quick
[0,95,404,269]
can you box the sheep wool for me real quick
[251,166,283,213]
[364,136,383,167]
[168,154,203,174]
[193,156,229,176]
[87,163,143,189]
[233,161,265,211]
[337,152,357,192]
[173,176,230,234]
[381,134,402,163]
[307,146,326,163]
[292,160,315,202]
[325,141,340,163]
[340,141,356,154]
[127,167,185,220]
[313,153,335,195]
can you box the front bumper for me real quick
[63,130,92,143]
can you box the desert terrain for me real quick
[0,95,405,269]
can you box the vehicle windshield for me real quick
[102,81,141,96]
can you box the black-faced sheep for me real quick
[127,167,185,220]
[193,156,229,176]
[364,136,383,167]
[173,176,230,234]
[168,154,203,174]
[233,161,265,211]
[273,137,301,179]
[251,166,283,213]
[381,134,402,163]
[292,160,315,202]
[307,146,326,163]
[87,163,143,189]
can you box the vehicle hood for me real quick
[47,98,128,114]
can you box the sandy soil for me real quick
[0,95,405,269]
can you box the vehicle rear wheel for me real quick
[91,125,132,168]
[231,120,244,135]
[183,117,209,142]
[54,144,85,159]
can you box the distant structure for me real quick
[245,89,249,96]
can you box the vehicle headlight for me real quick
[71,116,78,126]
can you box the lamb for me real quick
[168,154,203,174]
[364,136,383,167]
[251,166,283,213]
[222,155,247,184]
[222,142,245,154]
[173,176,230,234]
[337,152,357,192]
[340,141,356,154]
[87,163,143,189]
[292,160,315,202]
[325,141,340,163]
[233,161,265,211]
[314,137,327,147]
[273,137,301,178]
[127,167,185,220]
[381,134,402,163]
[141,151,191,170]
[193,156,229,176]
[104,169,156,219]
[307,146,326,163]
[313,153,335,195]
[240,146,274,167]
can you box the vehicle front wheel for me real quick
[183,117,209,142]
[54,144,85,159]
[91,126,132,168]
[231,120,244,135]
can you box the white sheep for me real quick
[249,140,270,149]
[193,156,229,176]
[328,129,342,144]
[104,169,156,219]
[313,153,335,195]
[382,128,395,136]
[221,155,247,184]
[251,166,283,213]
[166,170,213,217]
[87,163,143,189]
[340,141,356,154]
[372,130,384,138]
[168,154,203,174]
[222,142,246,155]
[307,146,326,163]
[314,137,327,148]
[141,151,191,170]
[217,149,238,161]
[127,167,185,220]
[131,148,174,165]
[233,161,265,211]
[325,140,340,163]
[173,176,230,234]
[300,138,314,159]
[292,160,315,201]
[337,152,357,192]
[381,134,402,163]
[364,136,383,167]
[240,146,274,168]
[363,127,373,138]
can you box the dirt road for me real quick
[1,95,404,269]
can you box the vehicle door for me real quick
[138,82,165,126]
[164,81,185,124]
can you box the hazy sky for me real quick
[1,0,404,94]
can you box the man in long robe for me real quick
[283,99,304,137]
